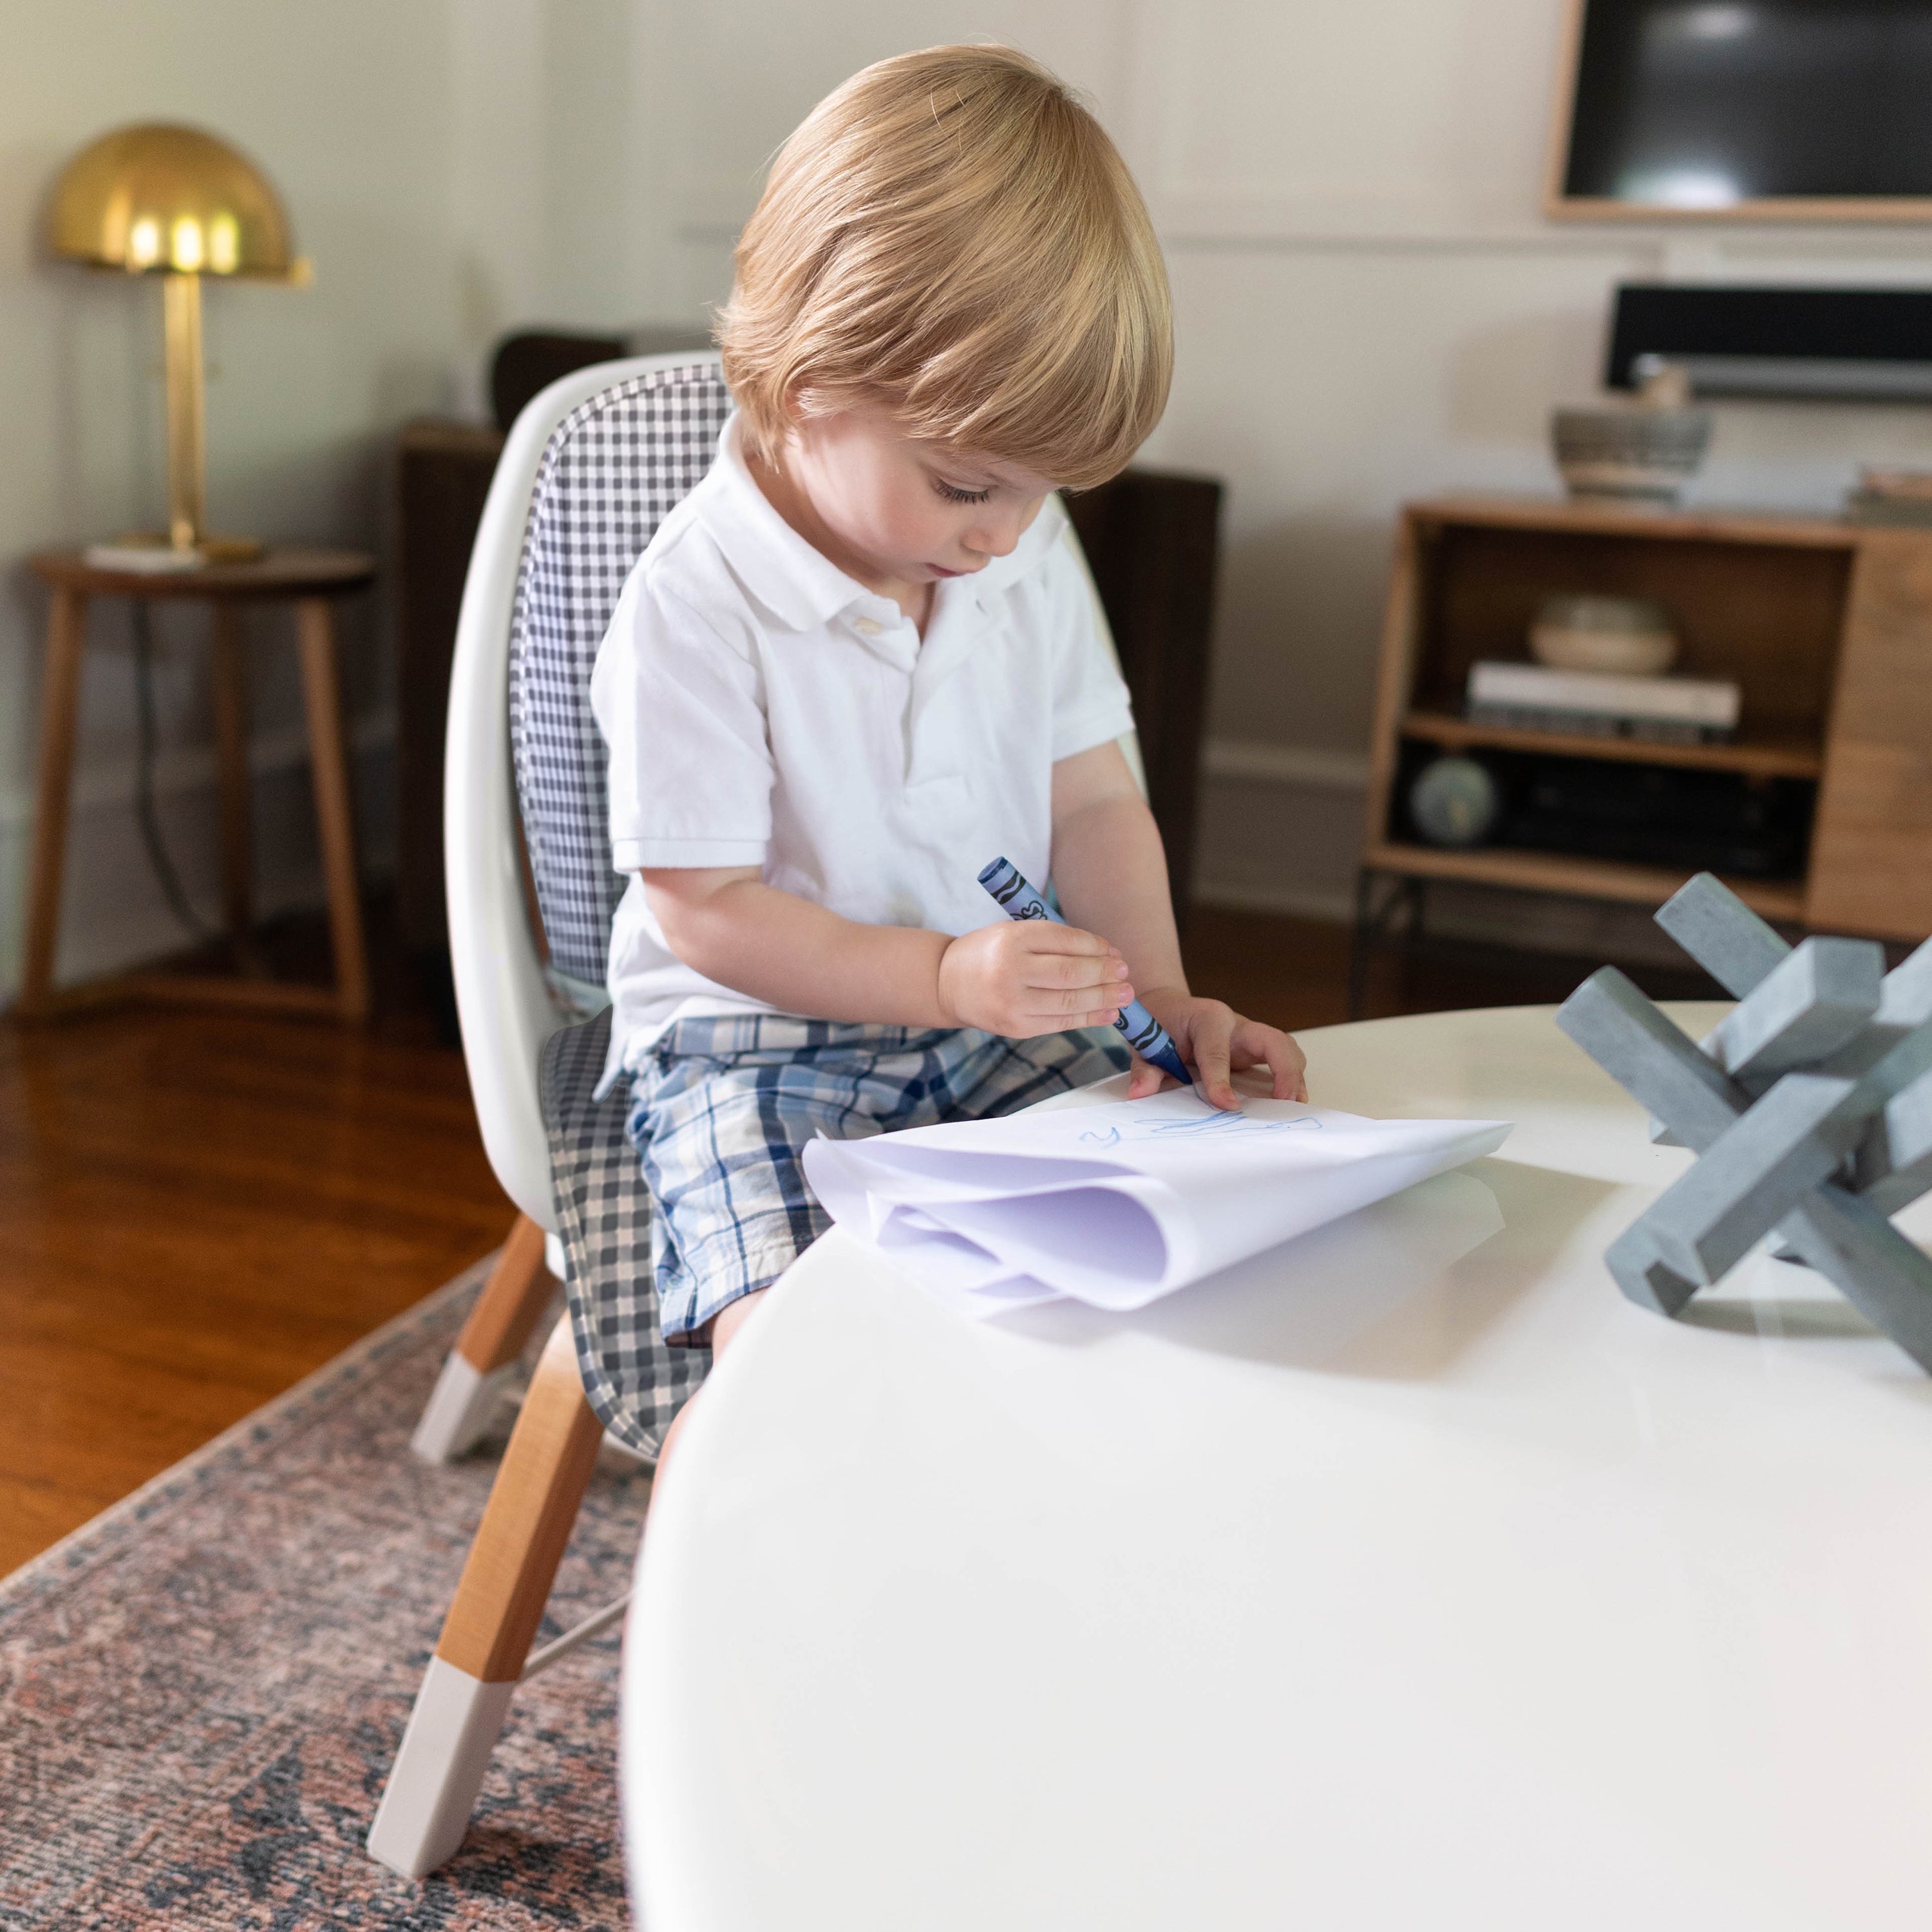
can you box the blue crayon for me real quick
[977,856,1193,1085]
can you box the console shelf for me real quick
[1399,708,1824,780]
[1362,839,1808,923]
[1359,495,1932,962]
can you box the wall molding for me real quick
[1156,212,1932,258]
[1202,737,1370,791]
[0,712,396,834]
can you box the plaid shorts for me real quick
[625,1016,1130,1343]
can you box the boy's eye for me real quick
[933,478,992,505]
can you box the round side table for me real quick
[19,547,377,1023]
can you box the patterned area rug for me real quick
[0,1256,650,1930]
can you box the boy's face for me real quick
[780,406,1057,596]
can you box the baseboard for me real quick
[1200,738,1371,792]
[1193,878,1355,923]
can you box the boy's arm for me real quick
[1048,740,1308,1108]
[640,869,1135,1037]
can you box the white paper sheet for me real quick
[802,1086,1511,1316]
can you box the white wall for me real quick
[628,0,1932,925]
[0,0,468,989]
[11,1,1932,996]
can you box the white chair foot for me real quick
[366,1655,518,1878]
[412,1354,522,1463]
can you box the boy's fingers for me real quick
[1229,1021,1309,1103]
[1125,1052,1164,1099]
[1192,1016,1238,1110]
[1050,983,1129,1018]
[1019,923,1113,956]
[1032,952,1130,990]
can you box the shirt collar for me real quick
[696,412,1068,633]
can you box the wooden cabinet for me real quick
[1363,495,1932,942]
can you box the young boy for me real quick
[591,44,1306,1418]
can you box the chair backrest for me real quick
[445,351,728,1230]
[509,359,734,987]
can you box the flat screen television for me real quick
[1548,0,1932,218]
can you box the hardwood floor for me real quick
[1,896,1683,1578]
[1,947,509,1577]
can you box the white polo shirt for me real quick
[589,415,1137,1079]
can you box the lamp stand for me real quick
[138,270,261,564]
[162,271,205,551]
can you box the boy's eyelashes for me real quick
[931,477,994,506]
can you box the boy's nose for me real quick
[965,516,1023,560]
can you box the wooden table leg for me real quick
[209,603,258,971]
[295,597,371,1023]
[17,589,89,1017]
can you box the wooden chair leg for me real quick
[208,603,258,971]
[295,596,371,1023]
[17,588,89,1018]
[412,1215,557,1463]
[370,1314,604,1879]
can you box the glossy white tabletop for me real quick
[625,1005,1932,1932]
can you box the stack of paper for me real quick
[802,1088,1510,1318]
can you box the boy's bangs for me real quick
[892,285,1168,491]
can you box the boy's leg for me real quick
[648,1285,766,1504]
[636,1021,1122,1497]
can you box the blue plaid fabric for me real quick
[626,1016,1130,1343]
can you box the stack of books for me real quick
[1845,468,1932,527]
[1466,661,1741,746]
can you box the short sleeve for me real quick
[1046,521,1137,764]
[591,569,773,871]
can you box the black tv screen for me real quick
[1561,0,1932,207]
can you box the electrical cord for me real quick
[129,601,218,943]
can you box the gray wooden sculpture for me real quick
[1555,873,1932,1369]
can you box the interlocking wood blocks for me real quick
[1556,874,1932,1370]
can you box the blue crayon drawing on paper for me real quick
[1078,1112,1321,1147]
[977,856,1193,1086]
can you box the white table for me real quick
[625,1005,1932,1931]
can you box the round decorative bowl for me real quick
[1529,594,1678,675]
[1551,405,1712,506]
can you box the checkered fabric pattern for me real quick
[626,1016,1133,1344]
[540,1008,710,1455]
[508,359,732,987]
[512,360,726,1448]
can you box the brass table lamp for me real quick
[47,123,310,561]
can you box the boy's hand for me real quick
[1132,992,1308,1111]
[938,921,1132,1037]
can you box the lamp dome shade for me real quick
[48,122,298,278]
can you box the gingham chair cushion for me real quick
[511,361,732,1445]
[509,361,734,985]
[541,1010,708,1454]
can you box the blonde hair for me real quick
[719,44,1171,491]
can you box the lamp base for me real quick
[86,531,267,571]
